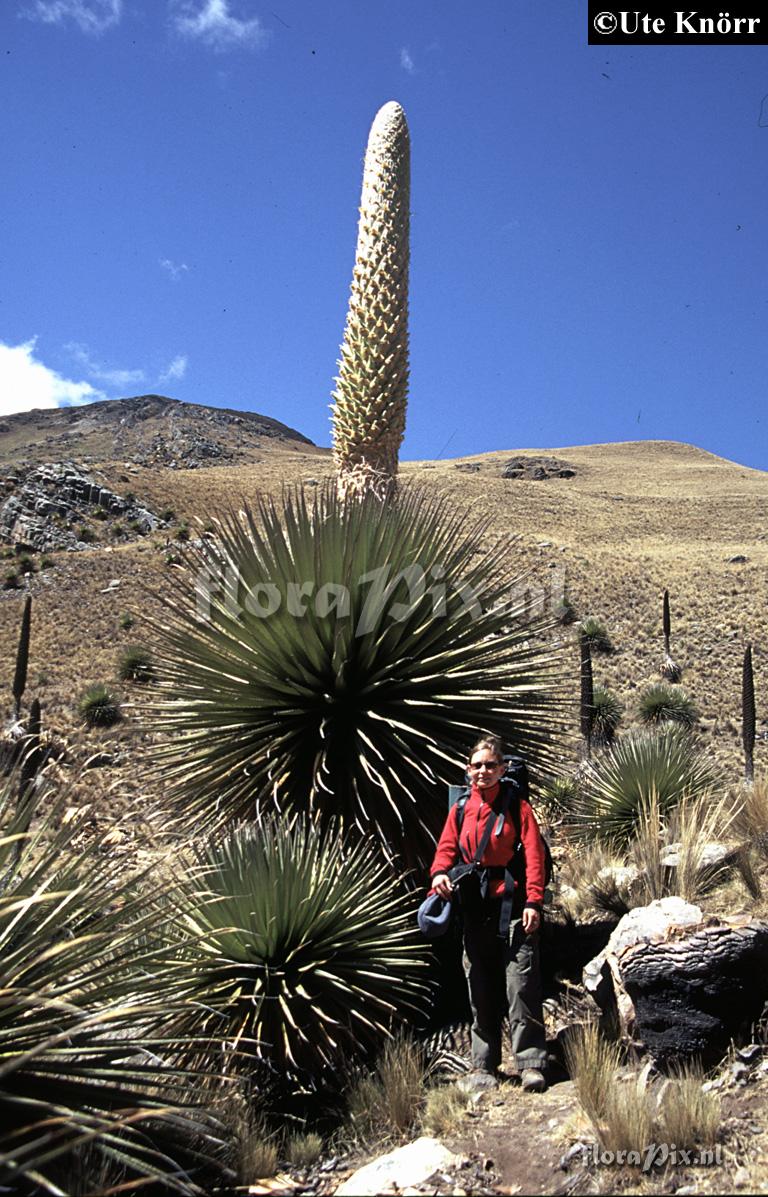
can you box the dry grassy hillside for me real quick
[1,422,766,836]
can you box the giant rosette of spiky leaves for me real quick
[565,724,716,846]
[161,816,425,1091]
[0,765,232,1195]
[145,483,566,870]
[331,101,410,501]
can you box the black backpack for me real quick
[449,756,554,898]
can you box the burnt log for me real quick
[584,898,768,1067]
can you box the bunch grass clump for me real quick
[285,1132,324,1169]
[118,645,155,683]
[630,792,734,905]
[346,1036,427,1146]
[566,1024,720,1163]
[421,1085,469,1136]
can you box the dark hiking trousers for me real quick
[462,911,548,1073]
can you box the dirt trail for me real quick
[440,1068,768,1196]
[443,1077,581,1195]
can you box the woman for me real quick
[430,734,548,1092]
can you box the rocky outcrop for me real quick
[0,463,162,551]
[502,455,576,480]
[584,897,768,1065]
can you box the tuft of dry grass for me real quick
[657,1061,720,1150]
[215,1085,280,1184]
[346,1035,427,1146]
[631,791,740,905]
[421,1085,470,1136]
[557,840,630,920]
[733,778,768,859]
[285,1131,324,1169]
[566,1022,721,1165]
[564,1020,622,1131]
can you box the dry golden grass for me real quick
[421,1085,470,1136]
[285,1131,324,1169]
[345,1036,427,1146]
[566,1022,721,1170]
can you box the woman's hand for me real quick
[522,907,541,934]
[432,873,453,899]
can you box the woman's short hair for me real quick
[467,734,504,763]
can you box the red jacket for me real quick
[430,781,546,909]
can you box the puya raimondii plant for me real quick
[0,768,233,1195]
[331,101,410,501]
[566,723,715,845]
[146,97,568,869]
[145,483,566,871]
[160,816,426,1087]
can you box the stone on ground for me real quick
[334,1136,465,1196]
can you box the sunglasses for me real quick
[468,760,502,771]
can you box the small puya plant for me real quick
[660,589,682,681]
[580,632,594,760]
[12,596,32,723]
[743,643,756,785]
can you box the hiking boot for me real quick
[520,1068,546,1092]
[457,1069,499,1094]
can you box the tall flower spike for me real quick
[331,101,410,500]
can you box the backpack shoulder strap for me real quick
[453,788,470,835]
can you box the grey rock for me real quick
[730,1060,751,1085]
[558,1142,589,1171]
[456,1071,498,1094]
[502,455,576,481]
[660,841,736,869]
[0,463,162,551]
[335,1138,464,1196]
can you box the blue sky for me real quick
[2,1,767,469]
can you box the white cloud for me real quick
[21,0,122,34]
[160,257,190,281]
[0,339,104,416]
[171,0,267,50]
[65,341,146,388]
[400,46,415,74]
[160,354,188,383]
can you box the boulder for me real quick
[584,898,768,1065]
[334,1137,465,1196]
